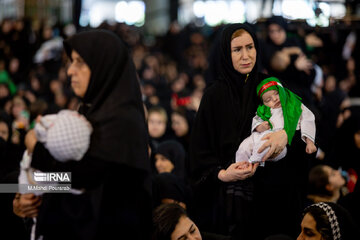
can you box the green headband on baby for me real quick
[256,77,302,145]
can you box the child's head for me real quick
[154,140,185,178]
[35,110,92,161]
[148,106,168,139]
[257,77,283,109]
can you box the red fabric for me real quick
[258,81,278,97]
[347,168,358,193]
[172,93,191,106]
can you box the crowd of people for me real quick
[0,14,360,240]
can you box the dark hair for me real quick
[266,15,288,31]
[152,203,187,240]
[308,164,332,196]
[303,202,359,240]
[304,206,333,240]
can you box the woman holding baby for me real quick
[13,30,152,240]
[189,23,312,240]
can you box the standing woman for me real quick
[189,23,306,240]
[23,30,152,239]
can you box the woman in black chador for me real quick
[21,30,152,240]
[189,23,311,240]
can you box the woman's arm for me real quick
[190,87,258,184]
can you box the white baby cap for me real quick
[35,110,93,162]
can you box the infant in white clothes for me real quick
[19,110,93,195]
[235,77,317,166]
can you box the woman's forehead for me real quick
[231,32,254,47]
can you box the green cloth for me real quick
[0,70,17,95]
[256,77,302,145]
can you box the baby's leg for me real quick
[235,136,253,163]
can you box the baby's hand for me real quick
[235,161,250,170]
[255,122,270,132]
[306,141,317,154]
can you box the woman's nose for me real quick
[241,49,249,59]
[296,232,304,240]
[67,63,75,76]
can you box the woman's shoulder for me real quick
[204,81,228,95]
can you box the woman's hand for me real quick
[295,54,313,75]
[13,193,42,218]
[25,129,37,154]
[218,162,259,182]
[258,130,288,162]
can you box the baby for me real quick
[19,110,93,195]
[236,77,317,166]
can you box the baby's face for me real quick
[262,90,281,109]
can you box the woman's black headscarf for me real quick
[155,140,186,180]
[218,23,264,142]
[152,172,189,208]
[219,23,259,84]
[63,30,149,172]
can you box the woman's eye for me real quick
[304,230,315,237]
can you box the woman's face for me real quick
[323,165,346,191]
[297,213,323,240]
[171,113,189,137]
[231,32,256,74]
[0,121,9,141]
[354,130,360,149]
[148,112,167,138]
[268,24,286,46]
[67,50,91,98]
[171,216,202,240]
[155,153,174,173]
[12,97,26,118]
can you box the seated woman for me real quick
[297,202,359,239]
